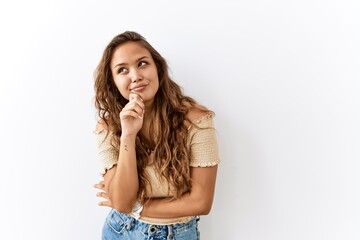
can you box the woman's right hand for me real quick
[120,92,145,137]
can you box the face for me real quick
[110,41,159,105]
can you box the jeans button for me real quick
[150,227,156,232]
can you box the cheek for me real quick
[150,68,159,85]
[114,77,130,99]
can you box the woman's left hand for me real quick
[94,181,113,208]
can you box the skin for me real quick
[94,41,218,218]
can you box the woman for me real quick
[93,31,220,240]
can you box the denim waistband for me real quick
[109,208,199,238]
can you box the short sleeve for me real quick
[188,114,220,167]
[94,129,118,175]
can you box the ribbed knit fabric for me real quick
[94,130,118,175]
[187,113,220,167]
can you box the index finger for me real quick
[129,92,143,102]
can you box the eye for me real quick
[138,61,148,67]
[118,67,128,74]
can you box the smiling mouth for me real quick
[130,84,147,91]
[131,84,147,92]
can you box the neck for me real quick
[139,115,155,152]
[141,105,153,134]
[144,100,155,119]
[140,98,156,140]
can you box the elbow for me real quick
[108,192,135,214]
[190,190,215,216]
[110,195,133,213]
[196,197,213,215]
[198,202,212,215]
[112,203,132,214]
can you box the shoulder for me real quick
[187,107,209,122]
[185,103,214,128]
[95,118,111,133]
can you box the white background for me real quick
[0,0,359,239]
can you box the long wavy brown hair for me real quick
[94,31,212,203]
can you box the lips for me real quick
[131,84,148,91]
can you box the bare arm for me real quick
[104,135,138,213]
[95,165,218,217]
[96,93,144,213]
[141,166,218,218]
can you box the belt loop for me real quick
[126,218,134,230]
[167,225,174,240]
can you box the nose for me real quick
[130,69,143,83]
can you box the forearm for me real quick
[108,135,138,212]
[141,166,217,218]
[142,192,213,218]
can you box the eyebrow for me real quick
[113,56,149,69]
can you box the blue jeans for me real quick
[102,209,200,240]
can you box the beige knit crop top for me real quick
[94,113,220,225]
